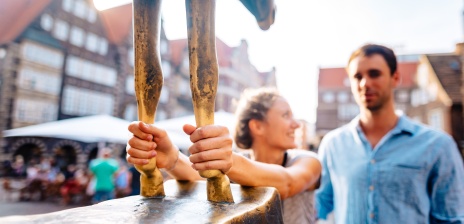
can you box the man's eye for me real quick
[369,70,381,77]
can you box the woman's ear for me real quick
[249,119,264,136]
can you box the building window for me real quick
[124,104,137,121]
[21,41,64,69]
[18,67,61,95]
[87,8,97,23]
[53,20,69,41]
[73,0,88,19]
[125,75,135,95]
[15,99,58,123]
[160,88,169,103]
[41,14,54,31]
[66,56,117,86]
[98,38,108,55]
[396,90,409,103]
[428,108,443,131]
[337,91,348,103]
[160,40,168,55]
[62,86,114,116]
[62,0,73,12]
[70,26,85,47]
[85,33,99,52]
[322,91,335,103]
[162,61,171,78]
[128,48,134,67]
[337,104,359,120]
[178,79,190,95]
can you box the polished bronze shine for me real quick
[185,0,234,203]
[133,0,165,198]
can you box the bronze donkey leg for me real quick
[133,0,165,198]
[185,0,234,203]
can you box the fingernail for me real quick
[143,159,149,164]
[151,151,157,157]
[144,123,150,128]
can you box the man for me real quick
[315,44,464,223]
[89,148,119,204]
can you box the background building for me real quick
[0,0,276,168]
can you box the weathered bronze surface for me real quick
[0,180,283,224]
[133,0,165,198]
[185,0,234,203]
[239,0,276,30]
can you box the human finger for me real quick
[128,122,153,141]
[126,144,156,160]
[189,125,230,143]
[127,135,157,152]
[189,135,233,155]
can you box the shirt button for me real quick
[369,185,374,191]
[370,159,376,164]
[370,213,375,219]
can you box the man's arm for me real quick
[315,138,335,220]
[430,137,464,223]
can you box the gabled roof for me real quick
[0,0,133,46]
[0,0,52,45]
[318,62,418,89]
[99,3,133,44]
[426,54,462,103]
[169,37,233,67]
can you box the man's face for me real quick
[347,54,399,112]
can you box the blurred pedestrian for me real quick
[127,165,140,196]
[315,44,464,223]
[89,148,119,204]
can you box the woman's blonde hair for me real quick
[234,87,281,149]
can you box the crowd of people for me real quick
[1,151,139,206]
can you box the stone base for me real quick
[0,180,283,223]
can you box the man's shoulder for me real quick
[406,117,454,142]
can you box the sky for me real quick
[94,0,464,123]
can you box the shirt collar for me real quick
[349,114,416,136]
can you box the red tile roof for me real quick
[0,0,133,45]
[318,67,348,88]
[98,3,133,44]
[169,37,233,67]
[318,62,418,89]
[0,0,52,45]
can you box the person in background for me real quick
[89,148,119,204]
[127,164,141,196]
[126,87,321,224]
[315,44,464,223]
[114,163,130,198]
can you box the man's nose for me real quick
[359,77,370,88]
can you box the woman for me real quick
[126,87,321,223]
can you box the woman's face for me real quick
[260,97,300,150]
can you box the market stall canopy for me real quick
[3,114,131,144]
[2,112,237,149]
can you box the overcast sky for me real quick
[95,0,463,123]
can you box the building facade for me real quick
[0,0,276,168]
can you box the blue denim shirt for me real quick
[315,115,464,224]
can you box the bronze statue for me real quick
[133,0,276,202]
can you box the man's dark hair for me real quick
[348,44,397,75]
